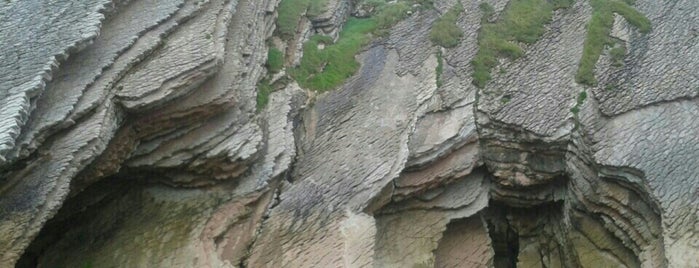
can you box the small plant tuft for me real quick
[570,91,588,114]
[435,50,444,87]
[577,91,588,104]
[609,45,626,67]
[266,48,284,73]
[429,4,465,48]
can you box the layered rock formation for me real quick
[0,0,697,267]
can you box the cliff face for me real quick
[0,0,697,267]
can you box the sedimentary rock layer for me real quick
[0,0,697,267]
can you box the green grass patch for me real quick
[609,1,651,32]
[276,0,329,40]
[266,48,284,73]
[471,0,649,88]
[374,2,412,32]
[308,0,328,17]
[290,1,419,91]
[471,0,572,88]
[276,0,311,40]
[478,2,495,19]
[429,4,465,48]
[289,18,376,91]
[575,0,650,85]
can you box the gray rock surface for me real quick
[1,0,283,265]
[594,0,699,116]
[0,0,111,165]
[0,0,697,267]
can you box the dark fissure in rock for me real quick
[484,199,575,268]
[16,178,139,268]
[486,202,521,268]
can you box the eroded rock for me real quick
[1,0,697,267]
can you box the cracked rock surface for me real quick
[0,0,697,267]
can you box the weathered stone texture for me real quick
[0,0,111,164]
[1,0,282,266]
[594,0,699,116]
[1,0,698,267]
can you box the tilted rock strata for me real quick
[1,0,283,265]
[0,0,697,267]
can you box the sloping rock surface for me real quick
[0,0,697,267]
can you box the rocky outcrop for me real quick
[1,0,288,265]
[1,0,697,267]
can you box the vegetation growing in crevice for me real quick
[471,0,574,88]
[435,50,444,88]
[257,46,285,110]
[609,45,626,67]
[289,18,376,91]
[257,76,292,111]
[268,0,427,99]
[290,1,424,92]
[575,0,650,86]
[257,78,274,111]
[570,90,587,114]
[257,43,288,112]
[501,94,512,104]
[429,3,465,48]
[570,90,587,130]
[471,0,648,88]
